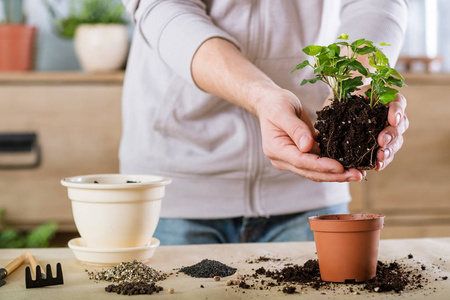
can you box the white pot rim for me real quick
[61,174,172,190]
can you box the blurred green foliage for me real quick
[46,0,126,39]
[0,208,58,248]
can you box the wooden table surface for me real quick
[1,238,449,299]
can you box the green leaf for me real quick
[291,60,311,74]
[302,45,322,56]
[336,41,349,47]
[348,60,368,76]
[341,76,363,93]
[328,44,341,57]
[300,76,322,86]
[378,91,398,104]
[322,66,339,76]
[387,76,405,87]
[354,46,376,55]
[317,52,331,66]
[374,84,386,95]
[379,42,391,46]
[375,49,388,65]
[338,33,349,40]
[388,68,405,81]
[351,38,366,48]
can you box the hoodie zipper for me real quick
[245,0,264,216]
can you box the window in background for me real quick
[398,0,449,73]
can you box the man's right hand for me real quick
[256,88,365,182]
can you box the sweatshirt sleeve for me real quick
[122,0,241,85]
[338,0,409,66]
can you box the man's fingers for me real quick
[388,93,407,126]
[377,135,404,162]
[378,113,409,147]
[272,159,363,182]
[270,144,344,173]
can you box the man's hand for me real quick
[256,88,365,182]
[375,93,408,170]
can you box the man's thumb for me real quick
[299,135,313,152]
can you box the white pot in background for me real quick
[74,24,128,72]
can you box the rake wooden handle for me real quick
[3,251,28,276]
[27,252,45,279]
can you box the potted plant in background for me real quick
[47,0,128,72]
[0,0,36,71]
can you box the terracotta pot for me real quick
[0,25,36,71]
[309,214,384,283]
[74,24,128,72]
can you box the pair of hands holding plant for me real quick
[192,37,408,182]
[258,86,408,182]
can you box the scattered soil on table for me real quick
[238,256,436,296]
[179,259,237,278]
[246,256,283,264]
[315,95,388,170]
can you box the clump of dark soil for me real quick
[262,259,327,290]
[282,286,297,294]
[364,261,419,293]
[315,95,388,169]
[179,259,236,278]
[105,282,163,295]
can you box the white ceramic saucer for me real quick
[68,237,160,266]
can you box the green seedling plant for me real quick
[291,34,406,107]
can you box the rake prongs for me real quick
[25,263,64,288]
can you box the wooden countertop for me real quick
[1,238,449,299]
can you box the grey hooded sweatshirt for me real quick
[120,0,408,219]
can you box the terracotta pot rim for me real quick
[309,214,384,232]
[309,213,384,221]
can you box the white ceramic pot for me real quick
[74,24,128,72]
[61,174,172,249]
